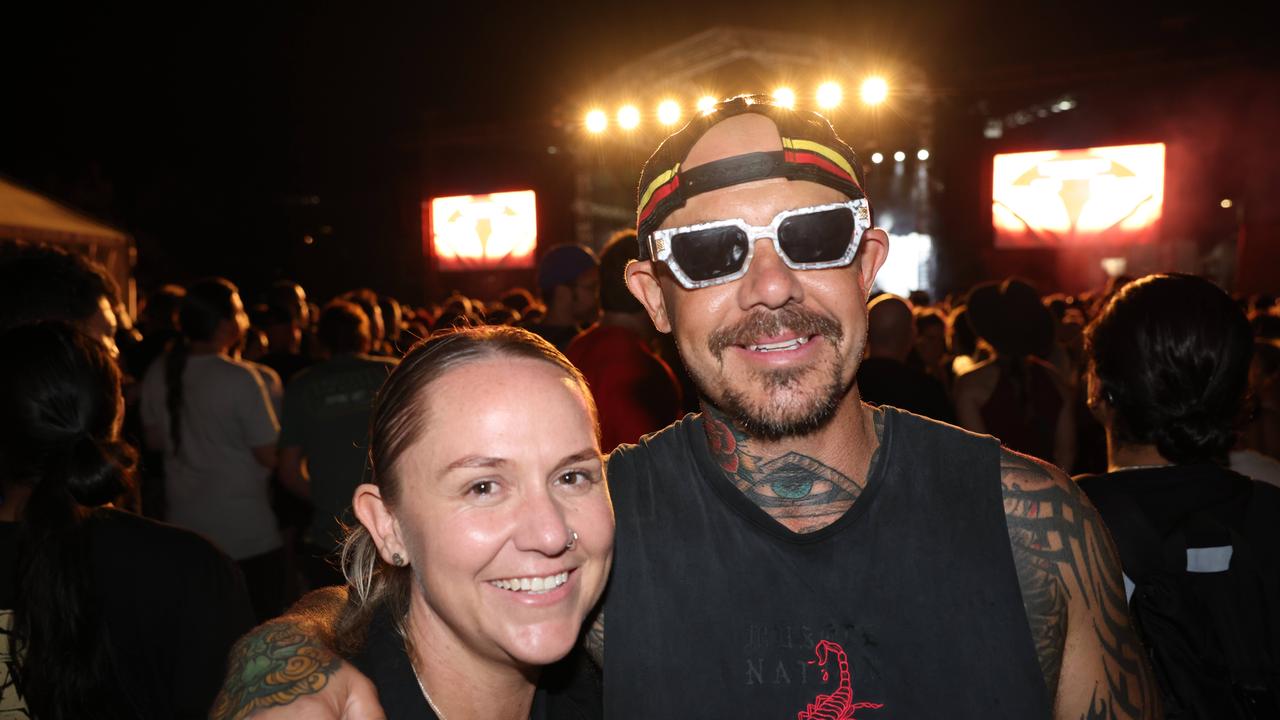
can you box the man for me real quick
[566,230,683,450]
[277,300,397,588]
[258,280,314,385]
[856,293,953,422]
[524,243,600,351]
[215,97,1158,719]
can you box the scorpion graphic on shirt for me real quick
[795,640,884,720]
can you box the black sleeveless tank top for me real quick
[602,407,1050,718]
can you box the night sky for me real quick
[4,2,1273,303]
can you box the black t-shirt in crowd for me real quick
[349,606,602,720]
[856,356,955,424]
[0,508,254,718]
[603,407,1050,718]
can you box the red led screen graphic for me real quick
[992,143,1165,248]
[425,190,538,271]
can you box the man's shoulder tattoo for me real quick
[999,450,1159,718]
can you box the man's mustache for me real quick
[707,305,844,361]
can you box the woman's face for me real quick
[392,356,613,668]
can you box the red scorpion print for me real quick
[795,640,884,720]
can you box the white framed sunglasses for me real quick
[646,199,871,290]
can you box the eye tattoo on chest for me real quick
[703,408,884,531]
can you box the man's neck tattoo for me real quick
[702,404,884,533]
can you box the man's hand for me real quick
[210,587,384,720]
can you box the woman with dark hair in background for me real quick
[1077,274,1280,715]
[0,322,253,718]
[140,277,286,621]
[953,278,1076,470]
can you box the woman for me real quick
[140,277,286,620]
[953,278,1076,470]
[0,322,254,718]
[335,325,613,719]
[1076,274,1280,714]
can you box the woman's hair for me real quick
[1086,273,1254,464]
[0,321,137,718]
[335,325,596,655]
[165,277,239,449]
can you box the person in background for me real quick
[0,322,253,718]
[911,306,952,390]
[500,286,537,317]
[278,300,398,589]
[1076,274,1280,714]
[139,277,286,621]
[525,244,600,351]
[954,278,1075,470]
[0,241,119,356]
[258,280,314,386]
[378,294,403,355]
[946,304,983,376]
[566,230,683,451]
[856,294,953,423]
[126,284,186,382]
[343,288,387,356]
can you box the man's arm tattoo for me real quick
[584,610,605,669]
[210,588,350,720]
[1001,451,1160,718]
[209,621,341,720]
[703,407,882,533]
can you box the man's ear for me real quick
[856,227,890,298]
[625,259,672,333]
[352,483,408,565]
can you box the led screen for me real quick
[426,190,537,271]
[992,143,1165,247]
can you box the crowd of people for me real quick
[2,94,1278,719]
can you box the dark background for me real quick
[3,2,1275,305]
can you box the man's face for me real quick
[627,115,887,440]
[81,295,119,359]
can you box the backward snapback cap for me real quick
[635,94,870,259]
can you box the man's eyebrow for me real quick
[445,455,508,471]
[557,448,601,467]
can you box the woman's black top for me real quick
[349,607,602,720]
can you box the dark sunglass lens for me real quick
[778,208,855,264]
[670,226,750,282]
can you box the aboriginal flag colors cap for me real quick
[635,94,869,259]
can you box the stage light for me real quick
[657,99,681,126]
[917,149,930,161]
[816,81,843,109]
[1220,198,1233,209]
[585,109,608,134]
[772,86,796,109]
[696,95,718,115]
[893,151,906,162]
[860,76,889,106]
[871,152,884,164]
[617,104,640,130]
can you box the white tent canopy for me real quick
[0,176,135,312]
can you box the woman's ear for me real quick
[352,483,408,565]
